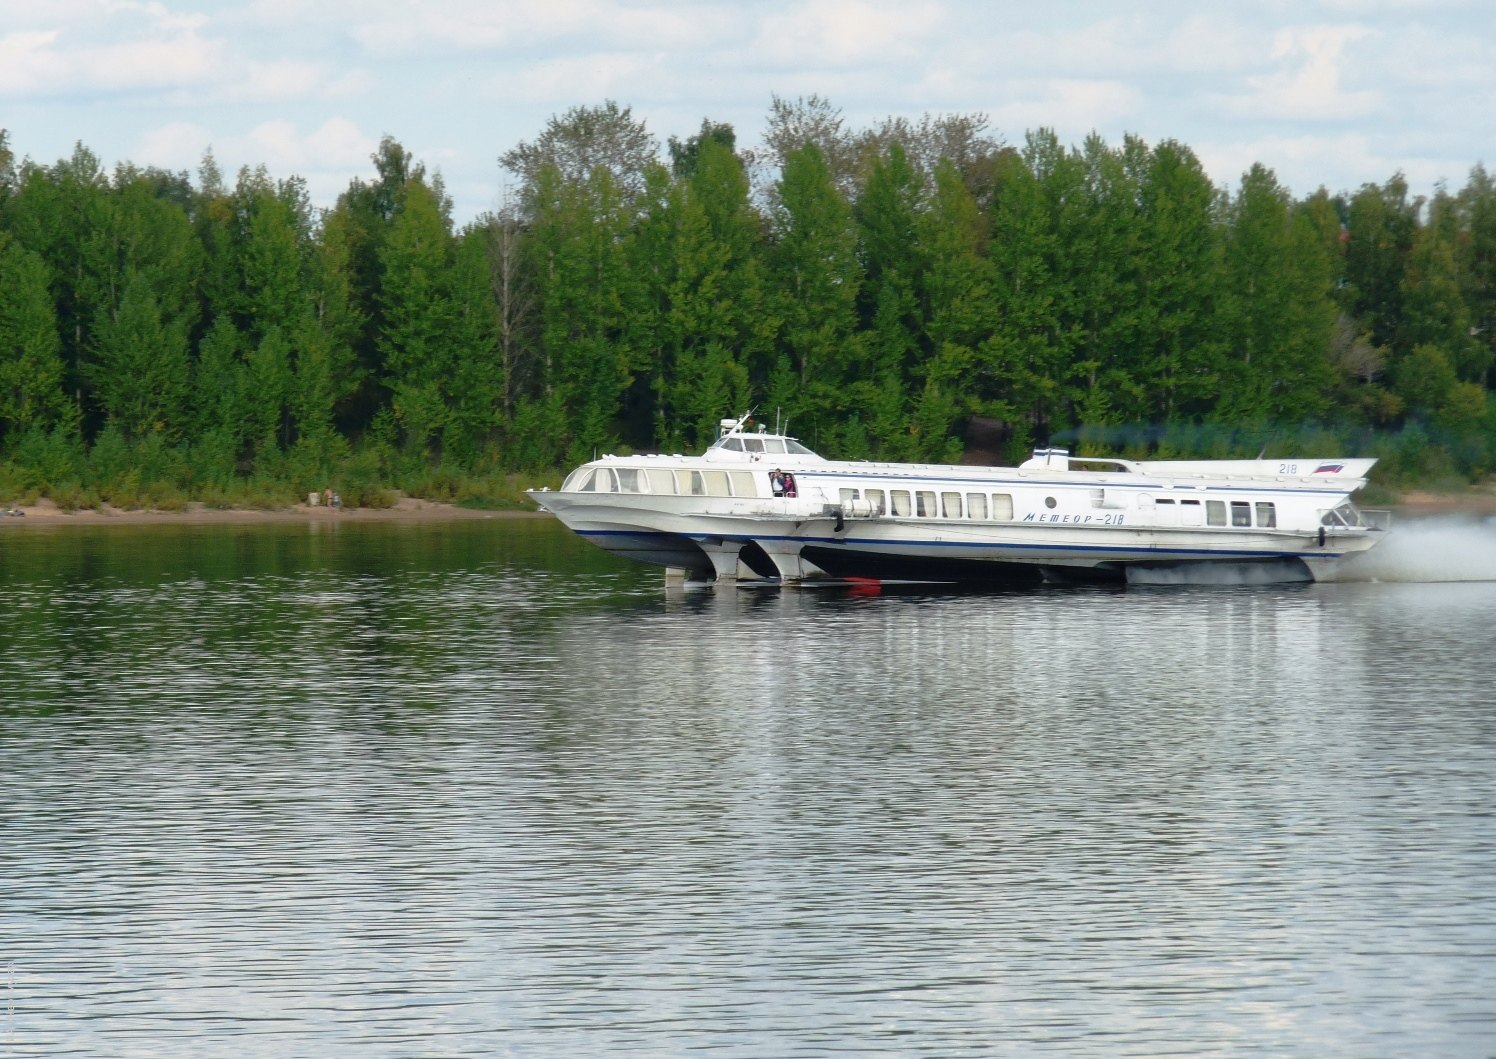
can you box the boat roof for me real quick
[577,417,1375,487]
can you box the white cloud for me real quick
[131,115,376,185]
[2,0,1489,225]
[1153,15,1265,75]
[993,79,1145,133]
[1220,24,1382,121]
[133,119,215,170]
[752,0,945,68]
[1192,127,1474,198]
[0,11,222,97]
[1373,22,1494,91]
[347,0,736,57]
[84,34,223,91]
[1197,131,1380,193]
[244,116,374,172]
[0,31,69,94]
[324,68,377,101]
[477,52,671,104]
[229,59,330,103]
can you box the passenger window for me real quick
[615,468,641,493]
[916,491,937,517]
[941,491,962,518]
[566,468,595,491]
[646,469,676,494]
[1255,502,1277,528]
[688,471,705,496]
[840,488,860,503]
[728,471,755,496]
[991,493,1014,520]
[703,470,730,496]
[966,492,988,520]
[1207,500,1227,526]
[866,489,886,514]
[1231,501,1251,527]
[890,490,912,516]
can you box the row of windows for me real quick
[569,468,1283,530]
[567,466,758,497]
[837,486,1279,528]
[1150,497,1276,528]
[841,487,1017,521]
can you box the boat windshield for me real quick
[1321,502,1366,528]
[711,434,817,456]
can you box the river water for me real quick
[2,516,1495,1057]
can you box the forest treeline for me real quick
[1,97,1493,509]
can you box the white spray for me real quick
[1329,516,1496,583]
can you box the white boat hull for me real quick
[532,491,1380,584]
[529,414,1390,587]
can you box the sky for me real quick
[2,0,1492,225]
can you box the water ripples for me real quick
[2,521,1495,1056]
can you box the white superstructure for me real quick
[528,413,1390,585]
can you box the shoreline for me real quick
[4,491,1496,529]
[0,496,548,527]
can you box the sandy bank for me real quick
[0,496,546,527]
[1392,481,1496,514]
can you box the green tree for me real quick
[197,167,358,465]
[523,164,638,464]
[377,176,452,457]
[1216,164,1336,423]
[853,143,927,456]
[1401,188,1485,381]
[1344,174,1419,352]
[914,161,997,461]
[1121,138,1224,422]
[501,101,657,207]
[191,316,250,477]
[81,168,204,439]
[760,95,859,199]
[5,145,114,428]
[646,135,767,451]
[0,237,71,442]
[1063,133,1140,429]
[89,270,191,439]
[1454,165,1496,387]
[444,221,504,464]
[324,137,420,428]
[767,143,862,444]
[986,136,1074,446]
